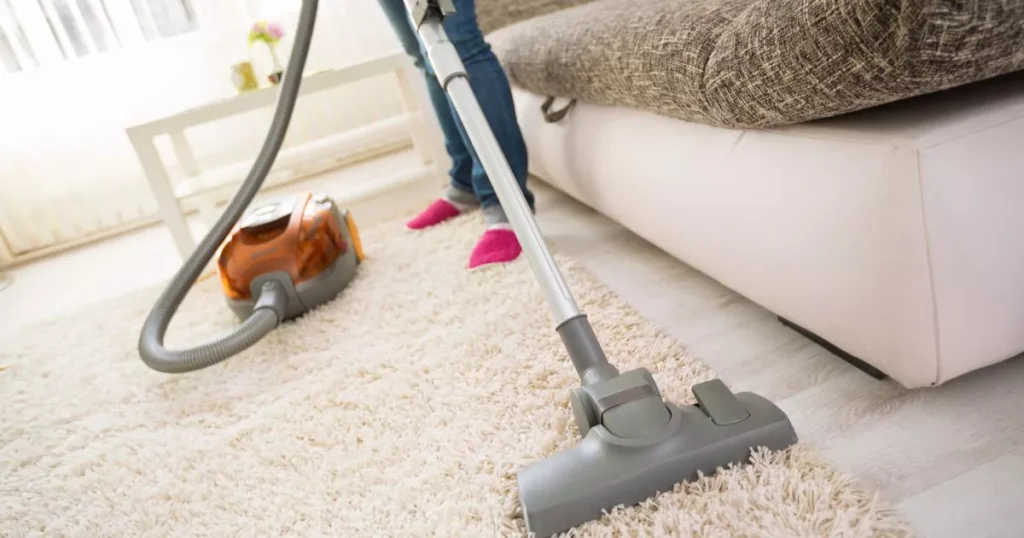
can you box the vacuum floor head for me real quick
[517,377,798,537]
[217,192,363,321]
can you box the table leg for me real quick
[169,130,200,177]
[395,63,448,177]
[129,133,196,260]
[195,194,223,238]
[0,232,13,267]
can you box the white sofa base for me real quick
[511,72,1024,388]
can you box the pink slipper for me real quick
[407,199,463,230]
[468,227,522,269]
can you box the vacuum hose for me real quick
[137,0,318,373]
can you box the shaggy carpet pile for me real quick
[1,212,913,537]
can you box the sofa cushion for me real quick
[476,0,593,34]
[487,0,1024,129]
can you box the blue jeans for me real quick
[376,0,534,211]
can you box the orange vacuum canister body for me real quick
[217,192,363,321]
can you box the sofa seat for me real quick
[510,70,1024,388]
[487,0,1024,129]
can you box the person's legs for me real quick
[441,0,534,220]
[376,0,479,228]
[378,0,533,268]
[439,0,534,268]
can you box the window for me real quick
[246,0,300,18]
[0,0,199,73]
[0,0,36,71]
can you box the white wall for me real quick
[0,0,408,255]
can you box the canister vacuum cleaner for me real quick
[218,191,363,322]
[138,0,798,536]
[136,0,360,374]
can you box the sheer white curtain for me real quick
[0,0,404,258]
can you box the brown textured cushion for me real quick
[485,0,1024,129]
[476,0,594,34]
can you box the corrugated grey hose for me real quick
[137,0,319,374]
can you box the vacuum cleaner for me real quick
[139,0,799,535]
[136,0,361,374]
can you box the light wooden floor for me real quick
[3,153,1023,537]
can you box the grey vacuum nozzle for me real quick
[519,380,798,537]
[517,315,798,536]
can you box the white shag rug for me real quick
[1,212,913,537]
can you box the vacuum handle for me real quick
[414,14,583,327]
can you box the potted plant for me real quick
[248,20,286,84]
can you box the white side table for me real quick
[127,52,447,261]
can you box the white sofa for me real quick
[510,70,1024,389]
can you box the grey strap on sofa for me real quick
[541,96,576,123]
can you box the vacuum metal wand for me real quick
[412,2,617,384]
